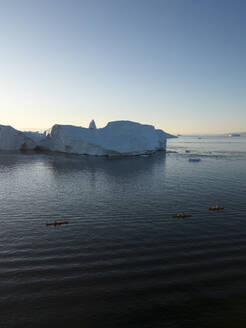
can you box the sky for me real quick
[0,0,245,134]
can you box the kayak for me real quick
[172,213,192,218]
[46,221,69,226]
[209,206,224,211]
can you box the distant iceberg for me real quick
[228,133,240,137]
[0,120,167,156]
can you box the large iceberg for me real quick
[0,120,167,156]
[0,125,36,150]
[23,131,45,143]
[42,120,166,156]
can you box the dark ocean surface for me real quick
[0,136,246,328]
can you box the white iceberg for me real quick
[0,125,36,150]
[0,120,167,156]
[42,120,167,156]
[89,119,97,129]
[23,131,45,143]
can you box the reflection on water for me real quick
[48,151,166,177]
[0,137,246,328]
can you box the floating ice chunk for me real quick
[189,158,201,162]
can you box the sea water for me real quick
[0,136,246,328]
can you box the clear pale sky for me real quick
[0,0,245,134]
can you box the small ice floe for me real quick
[189,158,201,162]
